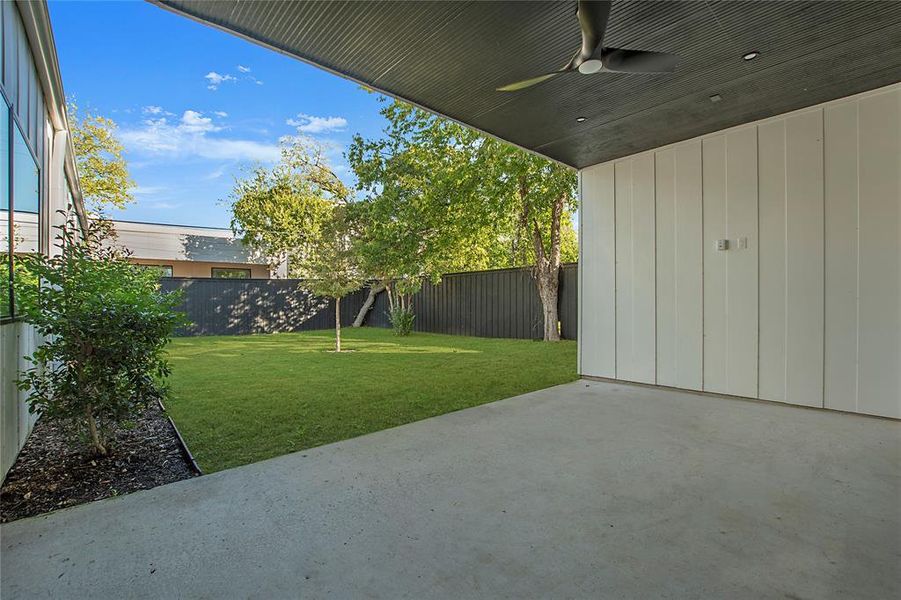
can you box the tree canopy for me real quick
[230,137,347,277]
[347,98,577,339]
[347,99,577,282]
[68,102,134,215]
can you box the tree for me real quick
[230,137,346,277]
[230,137,359,350]
[301,206,364,351]
[68,102,134,215]
[15,218,182,455]
[347,99,577,340]
[478,143,577,341]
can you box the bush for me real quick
[388,303,415,336]
[15,218,183,456]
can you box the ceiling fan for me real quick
[497,0,678,92]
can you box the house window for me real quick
[1,97,9,317]
[142,264,173,277]
[1,92,40,319]
[211,267,251,279]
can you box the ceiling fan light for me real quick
[578,58,604,74]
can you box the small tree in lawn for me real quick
[15,217,182,456]
[303,206,364,352]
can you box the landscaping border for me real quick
[158,399,203,475]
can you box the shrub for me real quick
[388,304,415,336]
[386,277,418,336]
[15,218,183,456]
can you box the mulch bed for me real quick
[1,403,197,523]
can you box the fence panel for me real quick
[162,263,579,339]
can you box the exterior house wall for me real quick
[130,257,270,279]
[579,83,900,419]
[109,220,285,278]
[1,1,82,478]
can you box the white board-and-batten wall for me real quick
[578,83,900,419]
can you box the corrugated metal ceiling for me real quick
[154,0,901,169]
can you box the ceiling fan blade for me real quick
[602,48,678,73]
[576,1,612,61]
[496,71,563,92]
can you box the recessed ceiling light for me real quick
[742,51,760,61]
[576,116,587,122]
[709,94,722,103]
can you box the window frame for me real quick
[0,82,43,323]
[141,264,174,278]
[211,267,251,279]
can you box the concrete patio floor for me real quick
[2,380,898,599]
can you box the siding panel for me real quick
[784,111,825,407]
[673,141,704,390]
[615,160,634,380]
[578,163,615,376]
[724,127,759,398]
[631,154,656,383]
[823,101,860,412]
[856,89,901,417]
[702,135,728,393]
[758,120,787,402]
[655,149,677,386]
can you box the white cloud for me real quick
[213,111,228,118]
[204,164,229,180]
[180,110,221,134]
[286,113,348,134]
[147,201,180,210]
[132,185,168,196]
[237,65,251,73]
[120,110,280,163]
[205,71,236,90]
[142,105,163,115]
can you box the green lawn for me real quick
[165,328,577,472]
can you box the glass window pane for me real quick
[12,121,39,316]
[1,100,9,317]
[1,100,7,212]
[13,123,38,215]
[211,267,250,279]
[142,264,173,278]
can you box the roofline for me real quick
[16,0,87,231]
[148,0,574,171]
[97,217,235,233]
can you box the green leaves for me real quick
[68,102,135,215]
[230,137,345,277]
[346,99,579,281]
[15,218,184,453]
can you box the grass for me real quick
[165,328,577,473]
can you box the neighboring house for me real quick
[108,219,287,279]
[0,1,87,476]
[160,1,900,420]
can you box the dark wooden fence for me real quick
[161,263,578,339]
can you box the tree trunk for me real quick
[521,180,565,341]
[352,282,386,327]
[535,263,560,341]
[85,404,107,456]
[335,296,342,352]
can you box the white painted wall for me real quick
[579,83,900,419]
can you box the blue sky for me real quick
[49,1,388,228]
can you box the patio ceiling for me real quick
[154,1,901,169]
